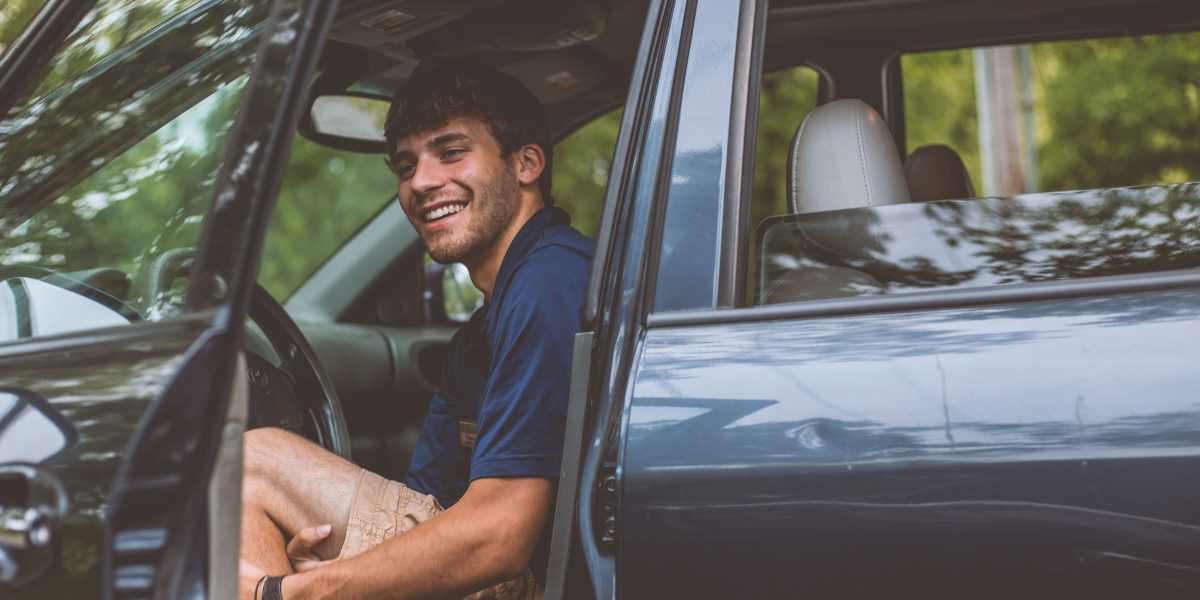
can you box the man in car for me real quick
[238,62,594,599]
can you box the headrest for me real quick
[904,144,976,202]
[789,99,910,214]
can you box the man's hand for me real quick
[287,524,340,573]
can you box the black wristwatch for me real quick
[258,575,285,600]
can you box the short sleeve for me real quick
[468,246,591,481]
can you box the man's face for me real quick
[391,117,521,264]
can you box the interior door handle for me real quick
[0,464,67,586]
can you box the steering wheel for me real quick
[142,246,350,458]
[245,285,352,459]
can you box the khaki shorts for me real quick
[338,469,538,600]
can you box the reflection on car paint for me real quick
[622,286,1200,596]
[757,183,1200,304]
[0,316,203,598]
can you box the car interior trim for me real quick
[543,331,596,600]
[207,351,248,600]
[649,268,1200,328]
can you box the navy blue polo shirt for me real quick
[403,207,594,559]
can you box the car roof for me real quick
[768,0,1200,52]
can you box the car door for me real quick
[560,0,1200,598]
[544,0,740,597]
[0,1,336,598]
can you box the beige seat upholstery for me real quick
[788,98,911,214]
[764,99,909,304]
[904,144,976,202]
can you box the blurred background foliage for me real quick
[905,34,1200,195]
[2,0,1200,303]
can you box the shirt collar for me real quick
[489,206,571,307]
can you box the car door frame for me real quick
[101,1,342,598]
[546,0,762,598]
[0,0,339,598]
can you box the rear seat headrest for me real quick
[904,144,976,202]
[788,98,910,214]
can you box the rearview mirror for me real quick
[442,263,484,323]
[423,261,484,324]
[302,93,391,152]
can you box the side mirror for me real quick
[299,92,391,153]
[423,262,484,324]
[441,263,484,323]
[0,277,130,343]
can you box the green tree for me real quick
[552,109,623,237]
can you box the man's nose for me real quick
[409,157,447,196]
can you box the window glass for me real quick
[751,66,820,230]
[0,0,264,340]
[553,107,623,237]
[904,32,1200,197]
[259,136,398,300]
[753,32,1200,306]
[745,65,820,301]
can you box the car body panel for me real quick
[0,0,339,596]
[621,286,1200,596]
[0,315,209,597]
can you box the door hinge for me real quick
[596,466,618,547]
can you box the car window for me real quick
[903,31,1200,196]
[751,31,1200,306]
[0,0,266,341]
[259,136,398,300]
[554,107,623,238]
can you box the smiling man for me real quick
[239,63,594,600]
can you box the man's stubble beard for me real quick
[424,165,521,265]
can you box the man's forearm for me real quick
[283,478,551,600]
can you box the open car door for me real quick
[0,0,337,598]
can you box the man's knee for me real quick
[242,427,305,485]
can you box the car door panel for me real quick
[622,287,1200,597]
[0,315,206,597]
[0,0,340,597]
[298,322,456,479]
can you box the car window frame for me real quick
[645,2,1200,329]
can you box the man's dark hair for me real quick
[385,61,554,203]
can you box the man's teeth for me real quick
[424,203,466,222]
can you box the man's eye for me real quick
[442,147,466,160]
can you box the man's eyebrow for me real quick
[427,132,471,149]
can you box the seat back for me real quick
[904,144,976,202]
[788,98,910,214]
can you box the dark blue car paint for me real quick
[620,287,1200,596]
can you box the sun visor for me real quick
[499,54,602,105]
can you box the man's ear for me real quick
[513,143,546,187]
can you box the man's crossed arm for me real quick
[252,477,553,600]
